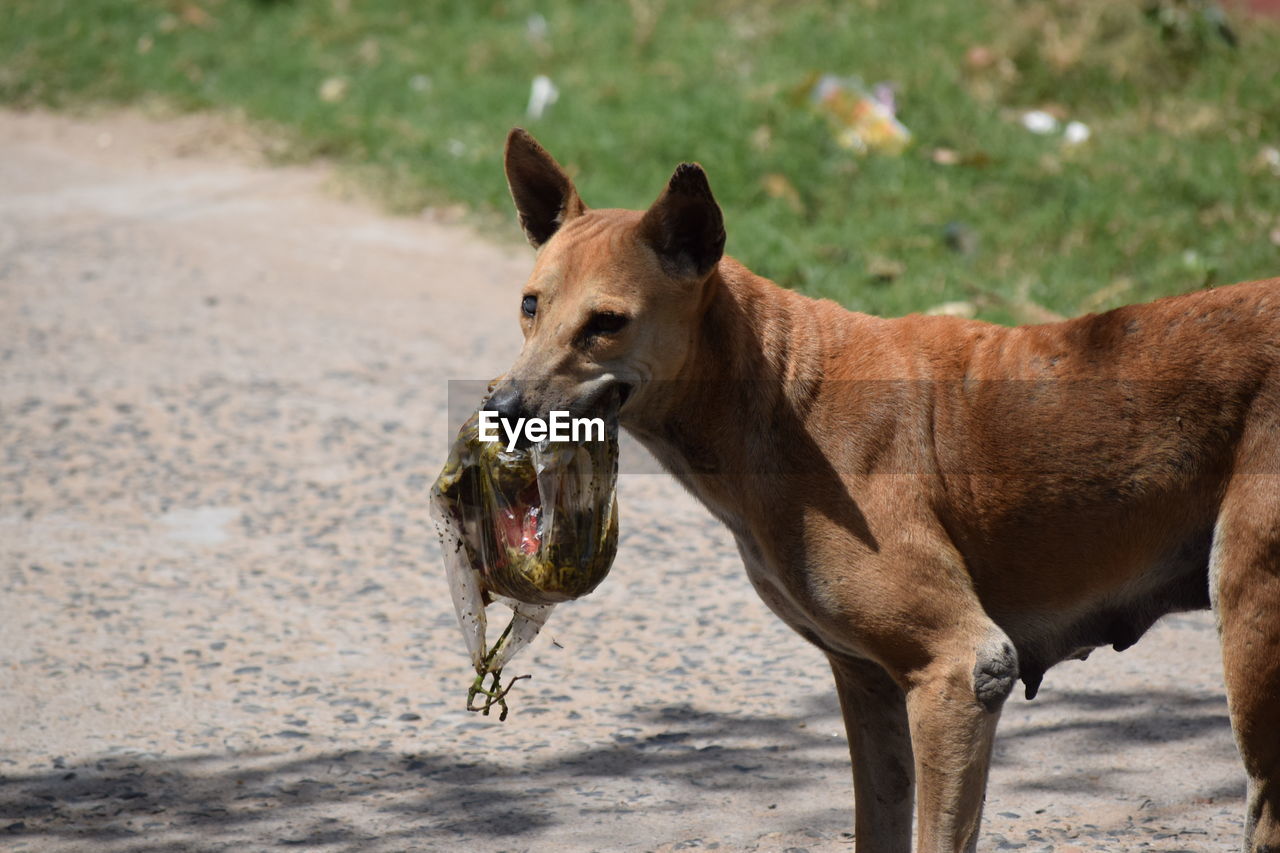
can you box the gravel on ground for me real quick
[0,109,1246,852]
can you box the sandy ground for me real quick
[0,109,1251,852]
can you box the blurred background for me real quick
[4,0,1278,322]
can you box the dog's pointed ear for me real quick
[504,128,586,248]
[639,163,725,279]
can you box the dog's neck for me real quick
[623,258,858,525]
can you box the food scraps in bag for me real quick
[430,399,621,719]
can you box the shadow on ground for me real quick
[1,687,1245,850]
[1,700,847,850]
[1002,687,1232,747]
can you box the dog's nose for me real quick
[484,383,531,448]
[487,383,525,421]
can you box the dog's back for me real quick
[825,278,1280,690]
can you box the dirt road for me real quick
[0,109,1248,852]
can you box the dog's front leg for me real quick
[904,635,1014,853]
[829,654,915,853]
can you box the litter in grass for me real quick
[1063,120,1092,145]
[527,75,559,120]
[319,76,349,103]
[925,301,978,318]
[811,75,911,156]
[1021,110,1060,135]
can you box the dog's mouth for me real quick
[614,381,633,413]
[570,379,630,422]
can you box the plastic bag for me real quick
[430,400,620,719]
[811,74,911,156]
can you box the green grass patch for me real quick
[3,0,1279,320]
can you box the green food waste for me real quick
[430,400,621,719]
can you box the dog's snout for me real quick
[484,383,532,449]
[487,384,524,421]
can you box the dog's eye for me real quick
[521,294,538,318]
[585,311,629,337]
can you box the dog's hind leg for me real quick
[829,654,915,853]
[1213,462,1280,853]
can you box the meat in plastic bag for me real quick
[430,400,620,719]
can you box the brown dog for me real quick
[488,128,1280,852]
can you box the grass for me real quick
[3,0,1279,321]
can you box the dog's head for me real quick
[486,129,725,434]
